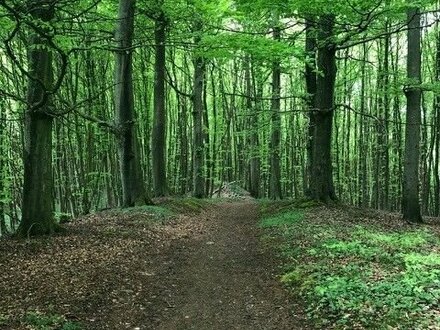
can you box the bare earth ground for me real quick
[0,201,308,329]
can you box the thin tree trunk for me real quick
[434,28,440,216]
[305,16,317,197]
[246,57,260,198]
[269,22,282,200]
[192,20,205,198]
[152,10,168,196]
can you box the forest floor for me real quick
[3,199,440,330]
[0,199,309,330]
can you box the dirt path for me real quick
[0,201,307,329]
[154,201,306,330]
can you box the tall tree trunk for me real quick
[269,23,282,200]
[402,5,423,223]
[152,10,168,196]
[115,0,149,207]
[359,42,369,207]
[434,26,440,216]
[305,16,317,197]
[18,2,59,237]
[309,14,337,202]
[0,104,7,236]
[246,57,260,198]
[192,21,205,198]
[382,21,391,210]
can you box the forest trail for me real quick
[154,201,305,330]
[0,201,308,329]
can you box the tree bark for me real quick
[18,1,59,236]
[309,14,337,202]
[152,10,168,196]
[434,27,440,216]
[305,16,317,197]
[192,20,205,198]
[245,57,260,198]
[115,0,149,207]
[269,23,282,200]
[402,5,423,223]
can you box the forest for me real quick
[0,0,438,235]
[1,0,440,329]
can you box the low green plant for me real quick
[259,210,304,228]
[0,314,9,325]
[262,205,440,329]
[24,311,81,330]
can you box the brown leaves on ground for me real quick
[0,207,210,329]
[0,200,307,330]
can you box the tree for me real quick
[269,19,282,200]
[115,0,149,207]
[304,16,317,197]
[18,1,60,236]
[245,57,261,198]
[402,3,423,223]
[152,6,168,197]
[308,14,337,202]
[192,18,206,198]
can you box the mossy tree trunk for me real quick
[18,1,59,237]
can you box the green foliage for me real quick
[24,311,81,330]
[200,33,302,61]
[259,210,303,228]
[263,206,440,328]
[0,314,9,325]
[259,199,321,218]
[55,212,73,224]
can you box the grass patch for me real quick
[262,205,440,329]
[24,311,81,330]
[259,210,304,228]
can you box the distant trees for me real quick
[1,0,440,236]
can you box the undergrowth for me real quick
[260,202,440,329]
[24,311,81,330]
[162,197,215,214]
